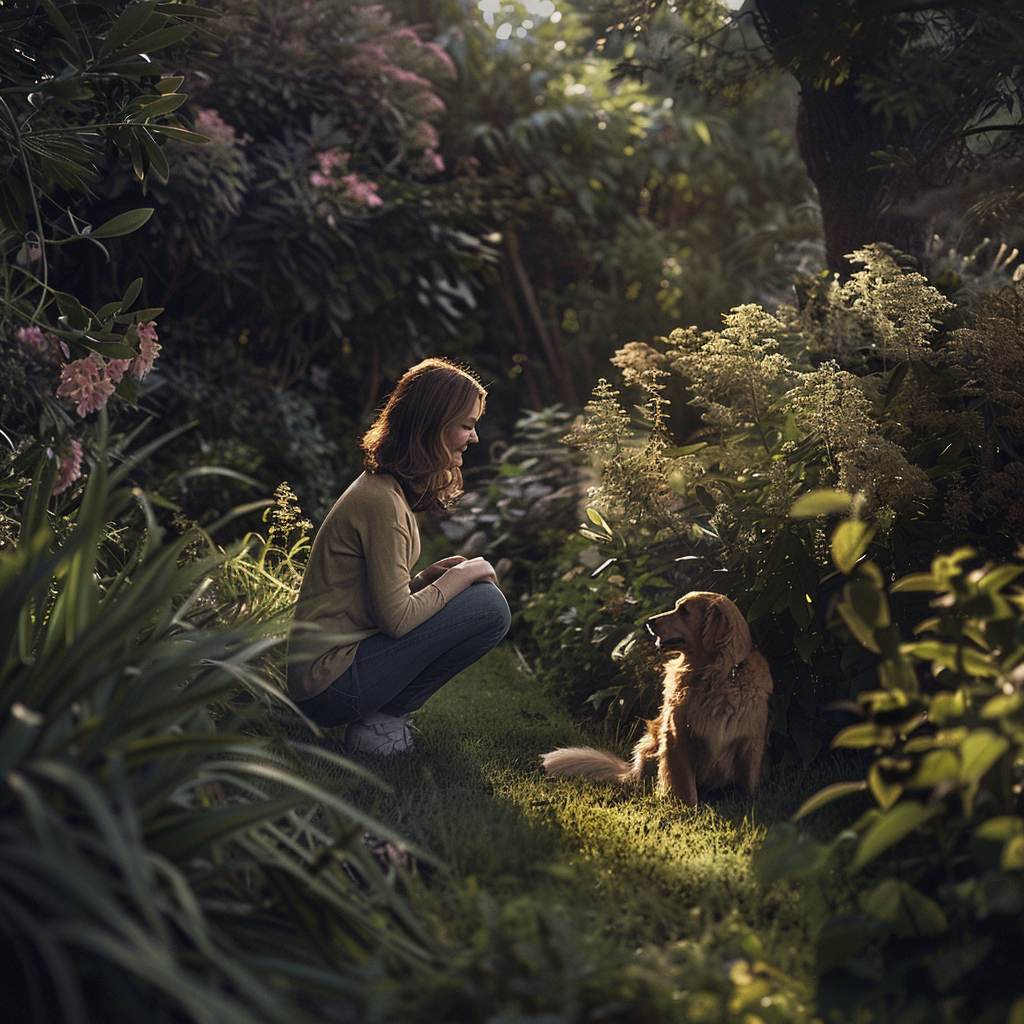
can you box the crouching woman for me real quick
[286,358,510,755]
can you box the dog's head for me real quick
[645,591,752,666]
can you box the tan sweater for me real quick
[286,472,446,701]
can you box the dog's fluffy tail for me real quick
[540,746,636,783]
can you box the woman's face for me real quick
[445,397,481,468]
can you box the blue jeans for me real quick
[296,583,511,728]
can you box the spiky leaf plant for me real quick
[0,439,440,1023]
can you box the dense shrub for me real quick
[756,539,1024,1024]
[0,436,444,1023]
[524,246,1024,761]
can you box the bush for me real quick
[0,435,441,1022]
[755,539,1024,1024]
[537,246,1024,761]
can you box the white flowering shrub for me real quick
[559,245,1024,761]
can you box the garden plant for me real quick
[2,0,1024,1021]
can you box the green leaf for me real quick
[121,278,144,311]
[831,722,891,750]
[790,489,852,518]
[147,124,211,144]
[981,691,1023,718]
[792,780,868,820]
[80,341,137,359]
[139,131,170,180]
[831,519,877,574]
[1003,836,1024,870]
[974,816,1024,843]
[123,24,196,57]
[129,93,189,120]
[868,763,903,811]
[890,572,942,593]
[860,879,948,937]
[98,0,159,59]
[156,76,185,94]
[90,208,154,239]
[54,291,91,330]
[958,729,1010,783]
[977,564,1024,593]
[850,800,939,873]
[585,507,612,534]
[901,640,999,677]
[661,443,707,457]
[41,0,82,58]
[906,748,959,789]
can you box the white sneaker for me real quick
[345,713,414,756]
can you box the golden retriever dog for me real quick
[540,591,773,805]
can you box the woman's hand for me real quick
[431,556,500,600]
[412,555,467,591]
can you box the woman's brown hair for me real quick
[361,358,486,513]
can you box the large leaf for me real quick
[831,519,877,575]
[789,489,852,518]
[850,800,940,873]
[89,207,154,239]
[792,780,868,821]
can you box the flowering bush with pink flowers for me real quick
[0,2,210,508]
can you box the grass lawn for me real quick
[295,644,854,1020]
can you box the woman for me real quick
[287,358,510,754]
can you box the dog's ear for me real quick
[699,602,732,656]
[701,598,752,660]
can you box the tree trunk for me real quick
[796,79,931,274]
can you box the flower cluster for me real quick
[56,356,117,417]
[666,306,793,431]
[54,321,161,418]
[16,325,69,361]
[338,11,454,177]
[310,149,349,188]
[194,107,238,147]
[51,438,83,496]
[563,379,632,453]
[309,149,384,207]
[792,245,954,369]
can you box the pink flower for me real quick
[410,122,440,150]
[131,322,161,380]
[423,148,445,172]
[340,174,383,207]
[422,42,457,79]
[310,171,333,188]
[51,438,83,496]
[388,67,433,89]
[106,358,132,383]
[408,91,445,116]
[17,326,46,351]
[56,357,116,417]
[194,107,238,147]
[137,321,159,346]
[316,150,349,174]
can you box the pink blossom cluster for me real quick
[51,438,83,496]
[340,174,383,207]
[310,149,350,188]
[16,325,69,360]
[56,355,117,417]
[54,321,161,417]
[133,321,162,379]
[194,107,238,147]
[420,148,445,172]
[17,325,47,352]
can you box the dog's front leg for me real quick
[658,723,698,805]
[735,739,764,795]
